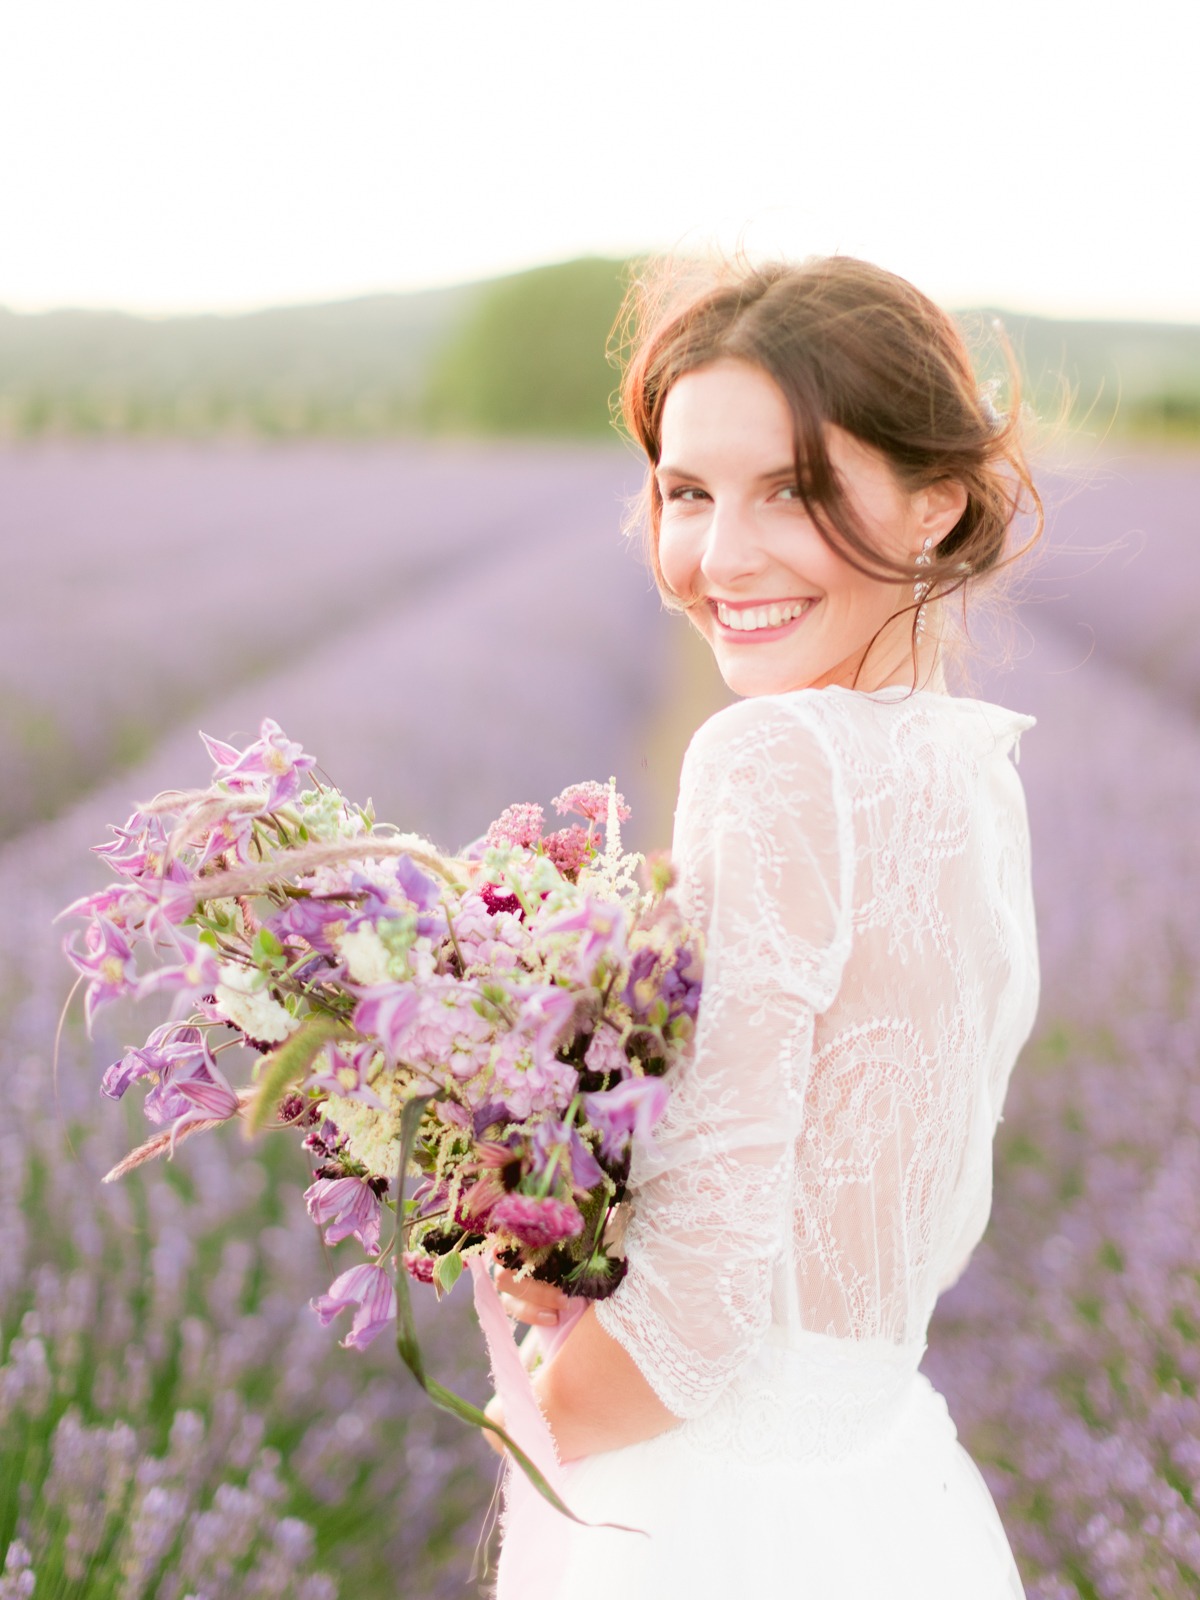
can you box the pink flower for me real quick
[583,1075,671,1163]
[311,1262,397,1350]
[402,1252,436,1284]
[64,915,141,1032]
[491,1193,585,1248]
[542,826,592,877]
[552,781,630,825]
[304,1175,384,1253]
[201,717,316,810]
[485,802,544,850]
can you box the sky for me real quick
[2,0,1197,323]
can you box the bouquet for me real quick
[60,719,702,1506]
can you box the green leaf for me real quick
[252,926,285,967]
[434,1249,463,1295]
[244,1013,350,1135]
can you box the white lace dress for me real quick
[500,685,1038,1600]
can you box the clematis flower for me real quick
[491,1193,584,1248]
[101,1023,208,1103]
[308,1041,387,1110]
[56,882,149,931]
[140,1036,241,1150]
[65,915,141,1031]
[201,717,316,810]
[137,937,222,1014]
[311,1263,397,1350]
[583,1075,670,1163]
[304,1175,384,1253]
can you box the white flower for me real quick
[325,1090,401,1180]
[337,926,393,986]
[213,963,298,1044]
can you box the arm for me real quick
[510,701,853,1452]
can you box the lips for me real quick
[712,598,815,633]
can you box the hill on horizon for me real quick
[1,259,1197,442]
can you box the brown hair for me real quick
[615,254,1042,665]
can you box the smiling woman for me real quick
[625,255,1041,697]
[486,256,1045,1600]
[655,364,968,696]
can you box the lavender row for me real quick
[926,621,1200,1596]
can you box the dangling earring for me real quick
[913,537,935,636]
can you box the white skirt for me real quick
[495,1331,1025,1600]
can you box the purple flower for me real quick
[583,1076,670,1163]
[491,1193,585,1248]
[351,984,421,1059]
[531,1119,605,1192]
[138,1034,240,1148]
[267,895,349,955]
[57,882,148,929]
[101,1022,207,1103]
[393,856,441,912]
[517,985,578,1065]
[311,1263,397,1350]
[540,898,628,980]
[308,1041,387,1110]
[201,717,316,809]
[136,937,221,1012]
[304,1176,384,1253]
[64,915,140,1031]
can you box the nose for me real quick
[697,498,767,590]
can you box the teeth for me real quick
[716,600,812,632]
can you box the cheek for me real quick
[657,521,697,599]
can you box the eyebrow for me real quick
[655,461,800,483]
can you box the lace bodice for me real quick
[595,686,1039,1421]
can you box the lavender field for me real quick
[1,440,1198,1598]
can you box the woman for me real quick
[485,255,1040,1598]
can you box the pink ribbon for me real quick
[469,1258,588,1599]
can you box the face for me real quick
[656,358,955,698]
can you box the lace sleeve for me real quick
[594,697,854,1418]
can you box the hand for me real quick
[495,1268,571,1328]
[483,1392,507,1456]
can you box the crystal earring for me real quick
[913,537,934,636]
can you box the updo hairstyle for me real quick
[616,255,1041,652]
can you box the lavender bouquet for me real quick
[60,719,701,1505]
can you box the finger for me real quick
[499,1293,560,1327]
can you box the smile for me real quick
[713,598,815,634]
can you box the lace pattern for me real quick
[596,688,1038,1420]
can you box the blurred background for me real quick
[2,3,1199,1597]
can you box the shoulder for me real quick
[682,690,867,788]
[678,693,855,847]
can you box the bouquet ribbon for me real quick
[470,1258,593,1598]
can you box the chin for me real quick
[712,651,814,699]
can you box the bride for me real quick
[483,254,1040,1599]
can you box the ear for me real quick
[911,478,968,554]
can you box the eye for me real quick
[664,485,709,504]
[774,482,805,502]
